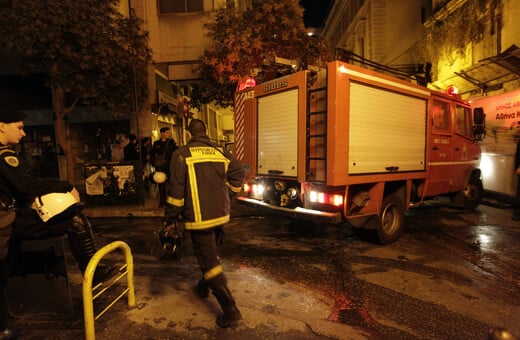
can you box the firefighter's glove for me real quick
[164,205,178,225]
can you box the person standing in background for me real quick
[140,137,151,166]
[140,137,153,199]
[123,133,139,161]
[151,127,177,207]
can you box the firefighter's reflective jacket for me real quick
[165,136,245,230]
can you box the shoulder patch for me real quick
[4,156,19,167]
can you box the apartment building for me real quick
[321,0,520,198]
[130,0,240,146]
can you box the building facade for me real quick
[322,0,520,198]
[130,0,238,147]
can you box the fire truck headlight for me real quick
[309,191,325,203]
[252,184,264,195]
[308,191,344,206]
[332,194,343,206]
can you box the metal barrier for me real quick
[82,241,136,340]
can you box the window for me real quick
[432,100,451,132]
[455,105,472,137]
[158,0,203,14]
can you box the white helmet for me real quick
[32,192,80,223]
[153,171,167,184]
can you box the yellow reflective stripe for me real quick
[227,181,242,193]
[0,149,15,155]
[204,265,223,281]
[184,215,230,230]
[166,196,184,207]
[186,157,201,222]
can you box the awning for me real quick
[23,107,130,126]
[433,45,520,96]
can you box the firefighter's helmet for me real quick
[153,171,167,184]
[32,192,80,223]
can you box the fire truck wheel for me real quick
[461,177,483,210]
[373,194,404,245]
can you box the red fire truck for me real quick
[234,61,485,244]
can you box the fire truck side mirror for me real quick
[473,107,486,141]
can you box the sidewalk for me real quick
[10,197,371,340]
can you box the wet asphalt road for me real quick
[11,199,519,339]
[219,200,519,339]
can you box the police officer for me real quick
[151,127,178,207]
[164,119,245,328]
[0,110,26,339]
[0,110,109,338]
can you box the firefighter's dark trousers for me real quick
[190,226,225,284]
[190,226,241,327]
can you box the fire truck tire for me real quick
[461,177,483,210]
[373,194,404,245]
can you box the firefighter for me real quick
[164,119,245,328]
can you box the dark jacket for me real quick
[165,136,244,230]
[0,145,72,207]
[0,144,73,258]
[124,141,139,161]
[151,138,177,173]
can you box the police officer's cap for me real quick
[160,127,169,133]
[0,110,26,123]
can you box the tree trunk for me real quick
[51,67,76,182]
[54,113,73,181]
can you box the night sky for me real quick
[300,0,335,27]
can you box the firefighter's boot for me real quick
[195,278,210,299]
[68,213,114,284]
[210,277,242,328]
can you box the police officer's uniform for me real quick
[151,128,178,206]
[0,110,27,339]
[0,111,106,339]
